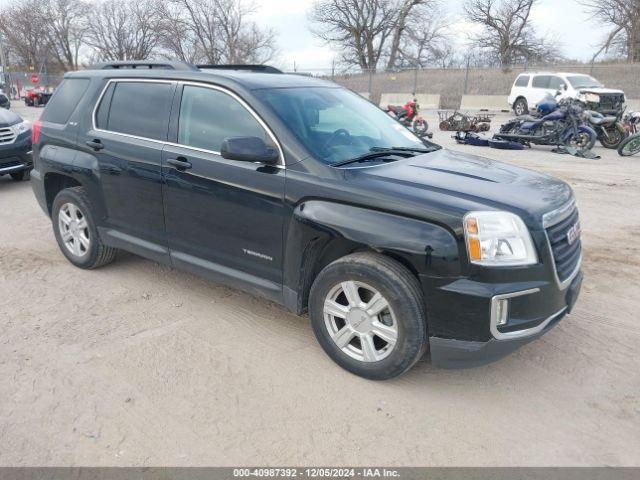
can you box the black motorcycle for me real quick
[495,98,597,155]
[582,109,627,149]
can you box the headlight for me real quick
[12,121,31,135]
[463,211,538,266]
[584,93,600,104]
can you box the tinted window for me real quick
[532,75,551,88]
[515,75,529,87]
[41,78,90,124]
[102,82,173,140]
[178,85,267,152]
[548,76,565,90]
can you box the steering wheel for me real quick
[323,128,352,151]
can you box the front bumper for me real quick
[0,135,32,175]
[424,268,583,369]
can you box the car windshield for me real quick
[567,75,603,89]
[254,87,435,165]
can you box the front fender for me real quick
[282,200,461,313]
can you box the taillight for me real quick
[32,120,42,144]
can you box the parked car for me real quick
[508,72,626,116]
[24,88,53,107]
[0,93,10,110]
[0,109,32,181]
[31,61,583,379]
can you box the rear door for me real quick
[162,83,286,299]
[84,79,176,261]
[530,75,554,106]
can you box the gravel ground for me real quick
[1,104,639,466]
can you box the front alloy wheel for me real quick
[309,252,428,380]
[324,281,398,362]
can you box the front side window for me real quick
[532,76,551,88]
[178,85,268,153]
[514,75,529,87]
[255,87,429,165]
[548,76,565,90]
[97,81,174,141]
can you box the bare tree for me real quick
[43,0,89,70]
[158,0,276,65]
[580,0,640,63]
[84,0,162,61]
[0,0,51,70]
[392,2,449,68]
[310,0,397,72]
[463,0,561,69]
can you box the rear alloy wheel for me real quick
[52,187,118,269]
[309,252,428,380]
[514,98,528,116]
[599,125,627,149]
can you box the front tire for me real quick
[513,98,528,116]
[308,252,428,380]
[52,187,118,269]
[618,133,640,157]
[565,126,597,154]
[10,170,29,181]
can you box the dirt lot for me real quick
[1,104,639,466]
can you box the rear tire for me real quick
[52,187,118,269]
[308,252,428,380]
[599,124,627,149]
[513,98,528,116]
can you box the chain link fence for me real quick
[293,63,640,109]
[1,71,64,100]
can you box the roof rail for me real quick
[197,64,283,74]
[91,60,198,71]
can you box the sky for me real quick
[258,0,611,71]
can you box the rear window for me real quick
[96,81,173,141]
[41,78,90,124]
[532,75,551,88]
[515,75,529,87]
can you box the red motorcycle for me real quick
[385,99,430,138]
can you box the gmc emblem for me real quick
[567,222,581,246]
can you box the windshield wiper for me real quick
[330,146,439,167]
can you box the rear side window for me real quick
[514,75,529,87]
[177,85,267,152]
[532,75,551,88]
[41,78,90,124]
[96,81,173,141]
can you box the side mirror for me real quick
[220,136,279,165]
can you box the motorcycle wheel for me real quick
[412,119,429,137]
[599,124,627,149]
[439,121,451,131]
[565,126,596,154]
[618,134,640,157]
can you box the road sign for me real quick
[30,74,39,84]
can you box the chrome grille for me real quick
[546,206,581,284]
[0,127,16,144]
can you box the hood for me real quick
[0,109,22,128]
[344,149,573,229]
[578,87,625,96]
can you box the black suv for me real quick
[31,61,583,379]
[0,109,32,181]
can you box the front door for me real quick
[162,83,286,300]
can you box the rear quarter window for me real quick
[514,75,529,87]
[41,78,90,124]
[96,81,174,141]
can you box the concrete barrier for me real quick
[460,95,510,112]
[379,93,441,109]
[626,99,640,112]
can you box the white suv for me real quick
[508,72,626,116]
